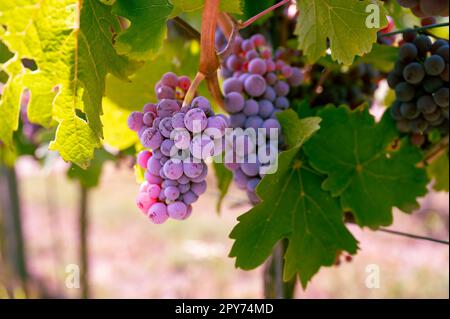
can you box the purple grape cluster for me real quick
[128,73,228,224]
[220,34,304,204]
[396,0,448,18]
[388,33,449,139]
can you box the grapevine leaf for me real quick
[0,0,137,168]
[112,0,174,61]
[101,98,138,150]
[295,0,387,65]
[170,0,242,14]
[231,112,358,288]
[304,106,429,229]
[67,148,115,188]
[355,43,400,73]
[212,161,233,214]
[0,58,24,148]
[427,152,449,192]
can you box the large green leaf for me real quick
[304,106,429,229]
[112,0,174,61]
[295,0,387,65]
[427,152,449,192]
[231,111,358,288]
[0,0,137,168]
[0,59,24,148]
[355,43,400,73]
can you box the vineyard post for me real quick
[78,183,90,299]
[0,164,28,295]
[263,240,296,298]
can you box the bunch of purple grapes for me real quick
[220,34,304,204]
[128,73,228,224]
[388,32,449,140]
[396,0,448,18]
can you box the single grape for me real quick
[156,85,175,100]
[414,35,432,56]
[275,97,289,109]
[403,62,425,84]
[244,74,267,97]
[191,181,207,196]
[433,87,449,107]
[182,191,199,205]
[140,128,163,149]
[400,102,420,120]
[137,150,152,169]
[161,72,178,88]
[148,184,162,199]
[243,99,259,116]
[417,95,438,114]
[163,160,184,180]
[178,76,191,91]
[436,45,449,63]
[148,203,169,224]
[399,43,418,62]
[224,92,245,114]
[171,112,186,129]
[423,76,444,93]
[263,86,276,102]
[184,108,207,132]
[245,115,264,130]
[136,193,153,213]
[395,82,415,102]
[157,99,180,118]
[159,117,174,138]
[183,162,205,179]
[223,78,243,94]
[248,58,268,75]
[127,112,144,132]
[164,186,180,201]
[167,202,188,220]
[258,100,274,119]
[160,139,175,157]
[424,55,446,76]
[274,81,290,97]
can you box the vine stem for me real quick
[172,17,201,41]
[418,135,449,168]
[239,0,292,30]
[182,0,224,108]
[378,22,450,38]
[182,72,205,107]
[309,68,331,105]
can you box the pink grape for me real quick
[148,203,169,224]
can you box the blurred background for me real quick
[0,156,448,298]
